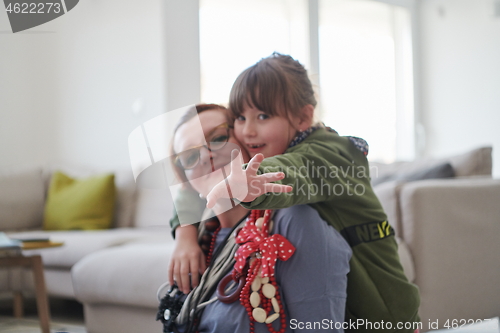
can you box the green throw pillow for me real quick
[43,171,116,230]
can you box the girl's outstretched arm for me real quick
[205,151,293,209]
[236,132,373,210]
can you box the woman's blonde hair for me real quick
[229,52,316,123]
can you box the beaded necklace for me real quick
[200,217,221,266]
[215,209,295,333]
[196,211,295,333]
[188,217,239,333]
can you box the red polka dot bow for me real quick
[234,212,295,277]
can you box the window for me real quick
[199,0,415,162]
[199,0,309,105]
[319,0,415,162]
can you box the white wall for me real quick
[0,17,60,169]
[419,0,500,177]
[2,0,499,176]
[0,0,167,170]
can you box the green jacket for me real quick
[170,128,420,332]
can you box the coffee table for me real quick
[0,241,64,333]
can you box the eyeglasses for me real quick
[174,123,231,170]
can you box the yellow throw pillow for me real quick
[43,171,116,230]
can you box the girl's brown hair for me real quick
[229,52,316,123]
[170,104,229,185]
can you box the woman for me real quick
[165,104,351,333]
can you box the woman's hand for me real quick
[206,151,293,209]
[168,225,206,294]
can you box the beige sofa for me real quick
[372,147,500,330]
[0,165,173,333]
[2,147,499,333]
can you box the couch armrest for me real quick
[399,178,500,328]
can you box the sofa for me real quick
[371,147,500,330]
[1,147,499,333]
[0,165,173,332]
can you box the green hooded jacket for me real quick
[170,127,420,332]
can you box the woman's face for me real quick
[173,109,249,197]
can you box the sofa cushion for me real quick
[373,180,402,236]
[395,237,415,283]
[370,146,492,186]
[447,146,492,177]
[372,162,455,186]
[113,169,138,228]
[398,178,500,324]
[43,166,138,228]
[7,228,170,269]
[0,168,45,231]
[72,242,174,308]
[43,171,116,230]
[134,188,173,228]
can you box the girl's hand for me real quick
[168,225,206,294]
[206,151,293,209]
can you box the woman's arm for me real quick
[169,186,206,238]
[168,186,207,294]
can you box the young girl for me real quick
[169,53,420,332]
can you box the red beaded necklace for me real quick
[193,218,221,333]
[201,217,221,266]
[202,210,294,333]
[235,209,292,333]
[205,227,220,266]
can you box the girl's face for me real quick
[234,105,301,158]
[174,109,249,197]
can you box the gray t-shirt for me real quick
[194,205,351,333]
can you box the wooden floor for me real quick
[0,297,86,333]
